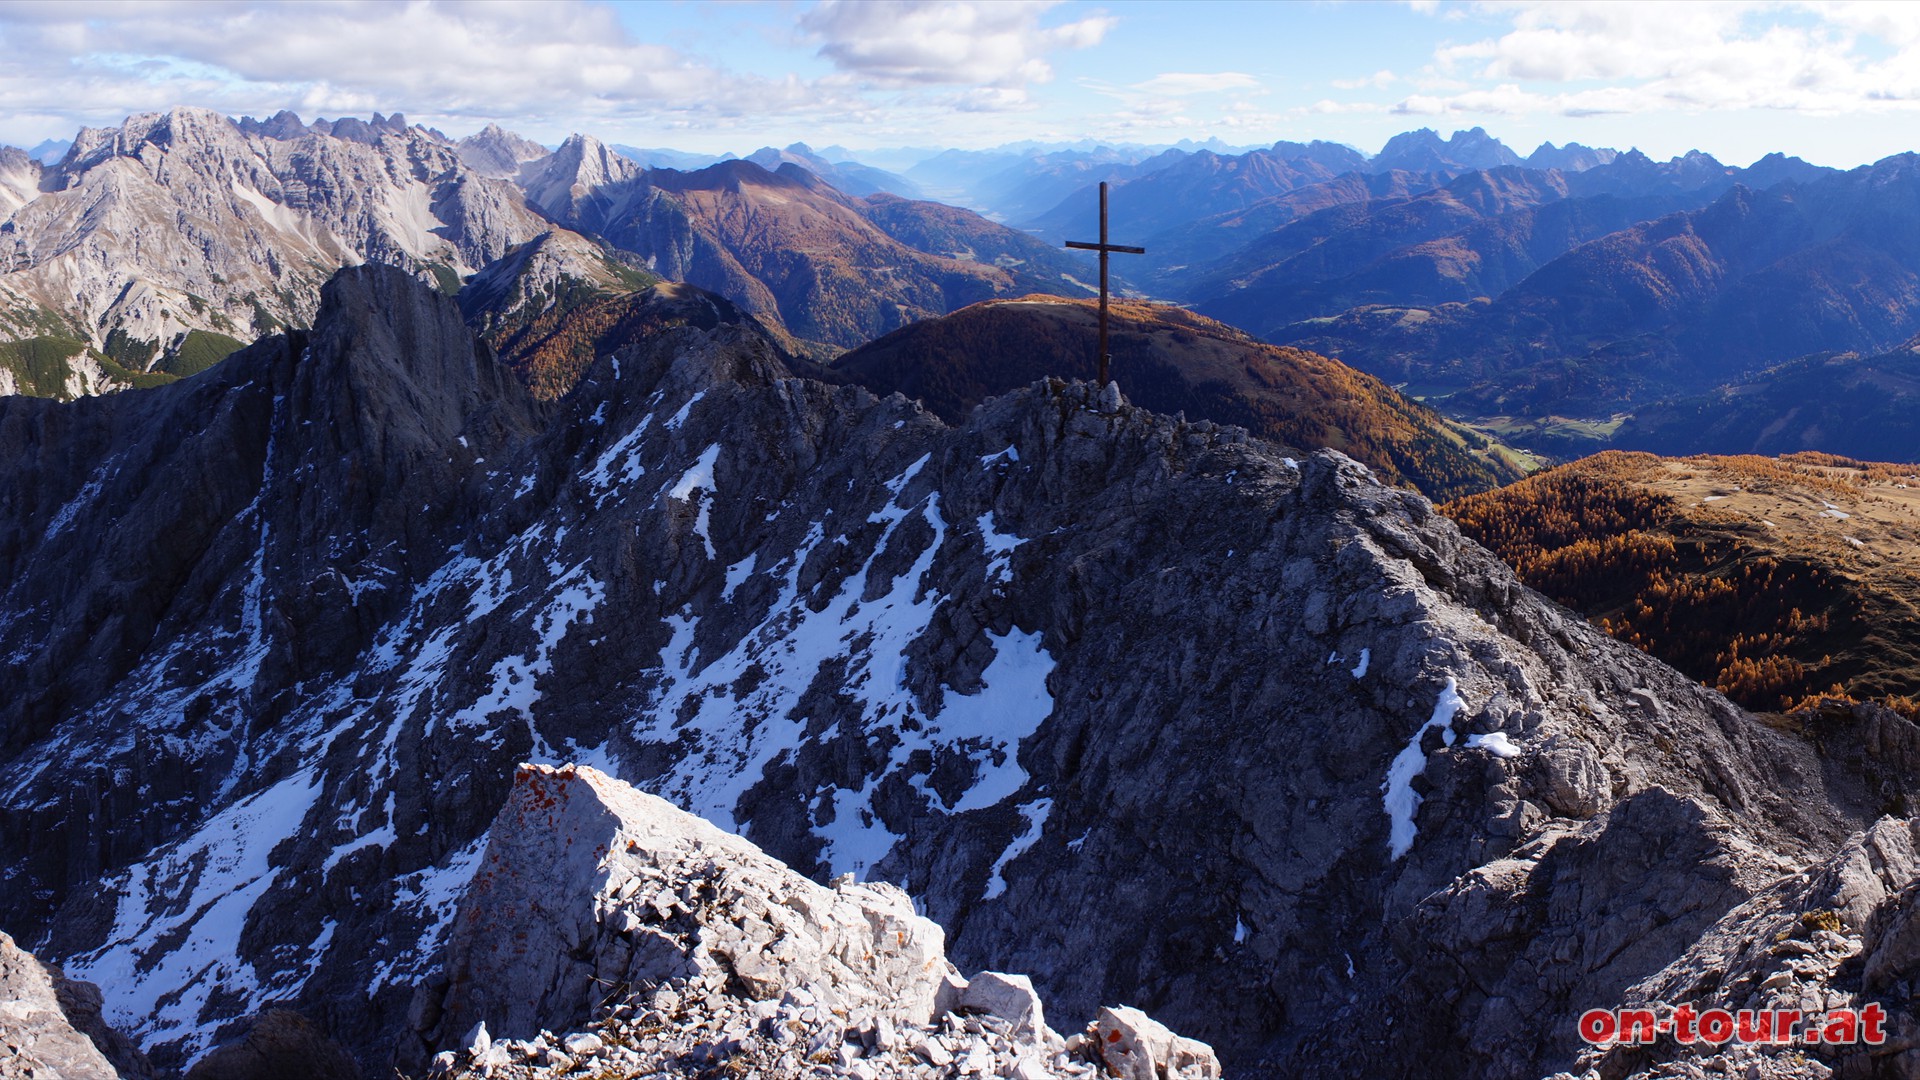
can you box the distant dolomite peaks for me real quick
[0,105,555,369]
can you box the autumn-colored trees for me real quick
[1444,453,1858,711]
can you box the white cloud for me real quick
[1332,69,1399,91]
[1130,71,1263,96]
[943,86,1040,112]
[0,0,862,145]
[799,0,1112,88]
[1400,1,1920,117]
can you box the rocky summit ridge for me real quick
[4,267,1920,1078]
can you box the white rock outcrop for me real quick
[0,931,144,1080]
[414,764,1219,1080]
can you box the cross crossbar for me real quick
[1063,181,1146,386]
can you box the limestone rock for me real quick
[416,764,1212,1080]
[419,763,956,1048]
[959,973,1048,1043]
[0,931,147,1080]
[1094,1006,1222,1080]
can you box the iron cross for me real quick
[1064,181,1145,386]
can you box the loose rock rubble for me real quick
[413,765,1219,1080]
[1543,816,1920,1080]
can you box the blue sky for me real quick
[2,1,1919,167]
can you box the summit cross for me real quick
[1063,181,1145,387]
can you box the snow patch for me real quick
[365,833,491,993]
[667,443,722,560]
[665,390,705,431]
[982,798,1052,901]
[43,471,107,542]
[66,771,324,1061]
[978,511,1024,585]
[585,410,656,507]
[1381,677,1465,860]
[722,552,758,602]
[632,454,1056,880]
[1351,648,1370,679]
[445,566,607,737]
[1466,731,1521,759]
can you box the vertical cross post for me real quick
[1064,181,1145,387]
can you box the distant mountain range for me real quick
[742,142,922,199]
[515,136,1094,356]
[1281,154,1920,417]
[1190,150,1829,345]
[0,108,1105,397]
[11,111,1920,466]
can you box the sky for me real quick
[2,0,1920,168]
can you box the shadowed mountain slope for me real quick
[7,262,1920,1080]
[1615,341,1920,461]
[1280,155,1920,414]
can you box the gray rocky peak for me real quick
[457,229,646,336]
[232,110,310,141]
[514,133,643,222]
[455,124,551,180]
[0,105,550,376]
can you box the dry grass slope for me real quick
[834,295,1529,500]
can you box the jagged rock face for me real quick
[454,125,552,181]
[0,266,1905,1078]
[0,147,43,217]
[0,106,552,363]
[1532,705,1920,1080]
[0,931,150,1079]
